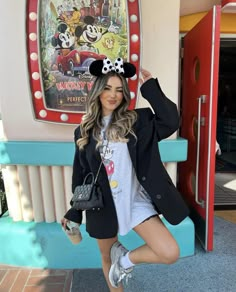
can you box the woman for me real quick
[61,57,189,291]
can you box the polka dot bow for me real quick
[102,57,125,74]
[89,56,136,78]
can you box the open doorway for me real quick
[179,34,236,219]
[215,38,236,210]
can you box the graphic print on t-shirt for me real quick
[100,142,118,189]
[99,137,157,235]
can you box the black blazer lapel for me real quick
[127,133,137,171]
[86,136,102,170]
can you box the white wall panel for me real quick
[40,166,56,222]
[17,165,33,222]
[28,166,44,222]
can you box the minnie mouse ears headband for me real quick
[89,57,136,78]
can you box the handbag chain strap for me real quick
[94,139,109,183]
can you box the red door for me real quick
[178,6,221,251]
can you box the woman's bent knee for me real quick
[162,243,180,264]
[151,238,180,264]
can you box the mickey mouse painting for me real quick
[50,2,120,78]
[75,15,119,50]
[51,23,76,52]
[51,22,105,77]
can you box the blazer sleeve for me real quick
[140,78,180,140]
[64,126,83,225]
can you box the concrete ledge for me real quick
[0,214,194,269]
[0,138,187,165]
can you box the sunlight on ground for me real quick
[224,179,236,191]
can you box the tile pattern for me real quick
[0,265,72,292]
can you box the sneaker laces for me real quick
[117,267,133,286]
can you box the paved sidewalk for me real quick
[0,265,72,292]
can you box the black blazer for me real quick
[64,78,189,239]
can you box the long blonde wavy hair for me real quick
[77,72,137,149]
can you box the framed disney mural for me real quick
[26,0,141,124]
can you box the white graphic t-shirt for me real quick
[99,115,157,235]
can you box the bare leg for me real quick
[97,237,124,292]
[129,216,180,265]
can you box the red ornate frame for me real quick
[26,0,141,124]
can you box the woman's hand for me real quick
[139,68,152,85]
[61,217,70,231]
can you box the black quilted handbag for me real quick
[72,141,109,211]
[72,171,104,211]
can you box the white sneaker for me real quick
[108,242,133,288]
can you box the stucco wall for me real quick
[0,0,180,142]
